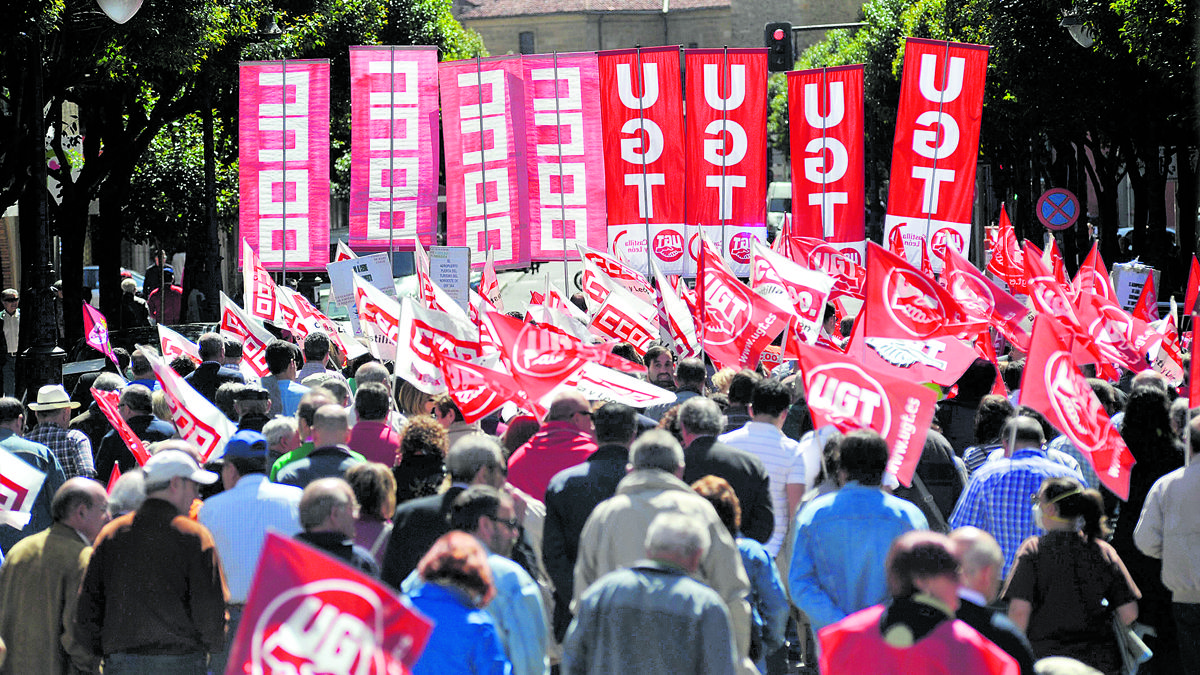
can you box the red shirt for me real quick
[347,419,401,466]
[507,421,597,501]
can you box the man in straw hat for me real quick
[27,384,95,481]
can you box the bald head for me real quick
[311,404,351,448]
[546,391,590,422]
[299,477,357,537]
[1000,416,1045,455]
[950,526,1004,602]
[53,478,110,543]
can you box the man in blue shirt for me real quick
[949,415,1085,575]
[198,429,302,675]
[261,340,309,417]
[0,397,67,554]
[789,429,928,633]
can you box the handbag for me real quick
[1112,615,1152,675]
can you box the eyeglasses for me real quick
[487,514,520,531]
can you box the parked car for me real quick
[82,266,145,307]
[766,181,791,240]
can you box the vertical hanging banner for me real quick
[522,52,608,260]
[684,48,769,277]
[788,65,865,264]
[348,46,440,251]
[883,39,989,272]
[238,60,331,271]
[598,47,687,276]
[441,56,530,270]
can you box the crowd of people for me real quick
[0,321,1194,675]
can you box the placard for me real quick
[429,246,472,313]
[327,253,396,307]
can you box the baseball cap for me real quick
[143,449,219,485]
[223,429,269,460]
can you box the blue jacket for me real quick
[0,430,66,553]
[406,582,512,675]
[788,482,928,631]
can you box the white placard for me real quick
[327,252,396,307]
[1111,262,1159,313]
[429,246,471,313]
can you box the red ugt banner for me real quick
[685,49,769,277]
[522,52,608,260]
[239,60,330,271]
[226,532,433,675]
[442,56,530,270]
[598,47,687,276]
[884,39,989,272]
[348,46,440,251]
[788,65,865,260]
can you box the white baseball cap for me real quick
[143,449,218,485]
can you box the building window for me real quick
[519,32,535,54]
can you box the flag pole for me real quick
[551,52,571,296]
[634,46,653,278]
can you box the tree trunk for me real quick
[1176,146,1198,261]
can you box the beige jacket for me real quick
[573,469,755,672]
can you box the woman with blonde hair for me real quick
[1003,477,1141,675]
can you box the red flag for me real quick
[479,249,503,312]
[1074,292,1154,373]
[1023,242,1084,329]
[141,346,237,462]
[588,287,660,355]
[226,532,433,675]
[1132,274,1159,323]
[940,245,1031,351]
[598,46,686,276]
[1019,315,1135,500]
[487,311,642,403]
[1071,243,1117,302]
[91,388,151,466]
[82,304,117,367]
[521,52,609,259]
[851,242,983,385]
[788,65,865,254]
[793,340,937,487]
[684,48,769,277]
[697,242,791,369]
[437,353,529,424]
[334,240,357,262]
[986,205,1025,294]
[883,39,989,272]
[106,464,121,494]
[1185,256,1200,317]
[788,237,866,300]
[396,297,481,395]
[219,293,274,378]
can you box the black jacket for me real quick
[379,486,465,589]
[682,436,774,545]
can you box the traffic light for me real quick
[765,22,793,72]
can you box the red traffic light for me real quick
[773,28,785,40]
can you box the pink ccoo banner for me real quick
[348,46,440,251]
[521,52,608,260]
[441,56,530,270]
[238,60,331,271]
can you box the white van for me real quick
[766,182,791,239]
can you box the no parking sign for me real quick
[1037,188,1080,230]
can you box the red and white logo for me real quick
[1044,352,1106,450]
[883,267,944,338]
[728,232,755,265]
[930,227,965,263]
[804,362,889,433]
[702,272,752,347]
[653,230,685,262]
[947,270,995,319]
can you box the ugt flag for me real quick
[82,304,117,367]
[225,532,433,675]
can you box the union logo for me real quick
[804,362,890,434]
[882,267,944,338]
[653,230,684,262]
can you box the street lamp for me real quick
[1060,9,1095,48]
[18,0,143,396]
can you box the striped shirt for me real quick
[719,421,807,556]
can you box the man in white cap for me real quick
[74,448,229,674]
[27,384,95,480]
